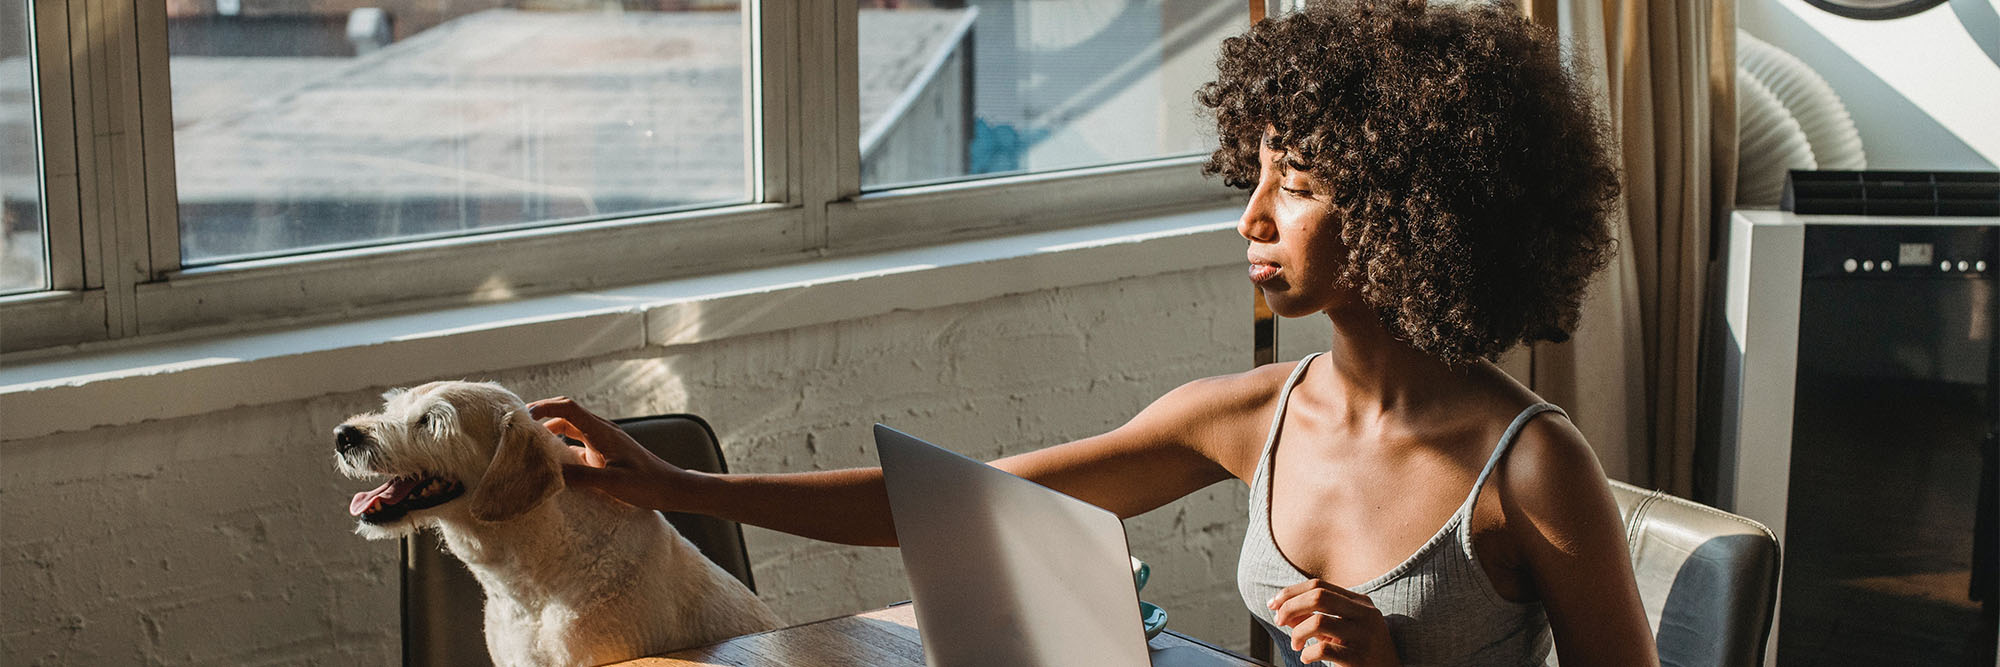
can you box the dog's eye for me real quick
[414,413,431,429]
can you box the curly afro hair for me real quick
[1198,0,1620,366]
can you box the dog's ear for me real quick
[467,409,564,523]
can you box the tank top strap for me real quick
[1258,353,1324,461]
[1459,402,1569,511]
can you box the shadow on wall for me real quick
[1741,2,1994,170]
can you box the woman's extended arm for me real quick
[530,397,904,546]
[527,373,1260,548]
[1500,418,1661,666]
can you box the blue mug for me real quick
[1132,557,1168,640]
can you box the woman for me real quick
[532,1,1655,664]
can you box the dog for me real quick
[333,381,780,666]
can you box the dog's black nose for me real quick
[335,424,368,453]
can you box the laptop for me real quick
[873,424,1246,667]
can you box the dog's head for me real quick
[334,381,564,539]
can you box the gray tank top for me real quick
[1236,353,1558,666]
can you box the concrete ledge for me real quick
[0,209,1242,442]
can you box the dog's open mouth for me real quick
[350,474,464,524]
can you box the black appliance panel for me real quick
[1781,223,1998,666]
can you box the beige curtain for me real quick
[1515,0,1736,495]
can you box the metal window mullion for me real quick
[133,0,178,281]
[832,0,857,204]
[32,0,85,293]
[74,0,149,339]
[104,0,152,338]
[795,0,830,250]
[62,0,103,296]
[792,0,854,252]
[751,0,787,209]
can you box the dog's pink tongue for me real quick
[350,478,416,516]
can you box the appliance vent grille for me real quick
[1783,170,1999,216]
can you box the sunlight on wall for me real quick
[1773,0,2000,166]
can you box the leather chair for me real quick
[615,414,756,591]
[404,413,755,666]
[1594,480,1781,667]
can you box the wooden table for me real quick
[615,602,1270,666]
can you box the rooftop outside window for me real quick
[165,0,750,265]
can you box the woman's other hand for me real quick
[527,396,687,513]
[1269,578,1402,667]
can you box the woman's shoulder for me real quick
[1486,400,1620,532]
[1124,360,1308,474]
[1161,358,1309,418]
[1500,406,1602,487]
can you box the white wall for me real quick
[0,260,1255,664]
[1739,0,2000,170]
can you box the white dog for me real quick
[334,381,780,666]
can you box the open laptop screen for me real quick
[874,424,1152,667]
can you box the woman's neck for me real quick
[1318,305,1476,424]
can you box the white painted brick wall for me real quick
[1,264,1255,664]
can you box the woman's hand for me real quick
[1268,578,1401,667]
[526,396,688,513]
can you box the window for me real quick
[0,0,1246,354]
[2,0,43,295]
[859,1,1244,191]
[165,0,751,265]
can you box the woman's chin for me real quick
[1261,292,1324,319]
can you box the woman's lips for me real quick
[1248,263,1281,284]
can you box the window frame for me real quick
[5,0,96,353]
[1,0,1245,356]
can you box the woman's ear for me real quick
[466,410,564,523]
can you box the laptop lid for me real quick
[874,424,1152,667]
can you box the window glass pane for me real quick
[858,0,1246,191]
[1,0,47,294]
[168,0,749,266]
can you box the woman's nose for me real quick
[1238,183,1277,243]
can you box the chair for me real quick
[614,414,756,592]
[1597,480,1781,667]
[404,413,756,666]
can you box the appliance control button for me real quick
[1863,260,1876,271]
[1978,261,1989,272]
[1845,259,1859,272]
[1882,260,1894,271]
[1959,260,1971,272]
[1943,261,1954,271]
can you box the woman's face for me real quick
[1238,131,1352,318]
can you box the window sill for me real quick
[0,208,1243,442]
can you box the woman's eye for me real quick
[1282,187,1315,199]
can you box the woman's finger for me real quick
[529,398,652,458]
[1273,585,1378,629]
[1268,578,1319,609]
[1267,578,1366,611]
[540,418,609,468]
[1289,611,1350,651]
[541,417,585,441]
[1297,624,1363,665]
[527,397,617,436]
[525,396,576,419]
[1270,578,1370,608]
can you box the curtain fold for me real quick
[1521,0,1736,494]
